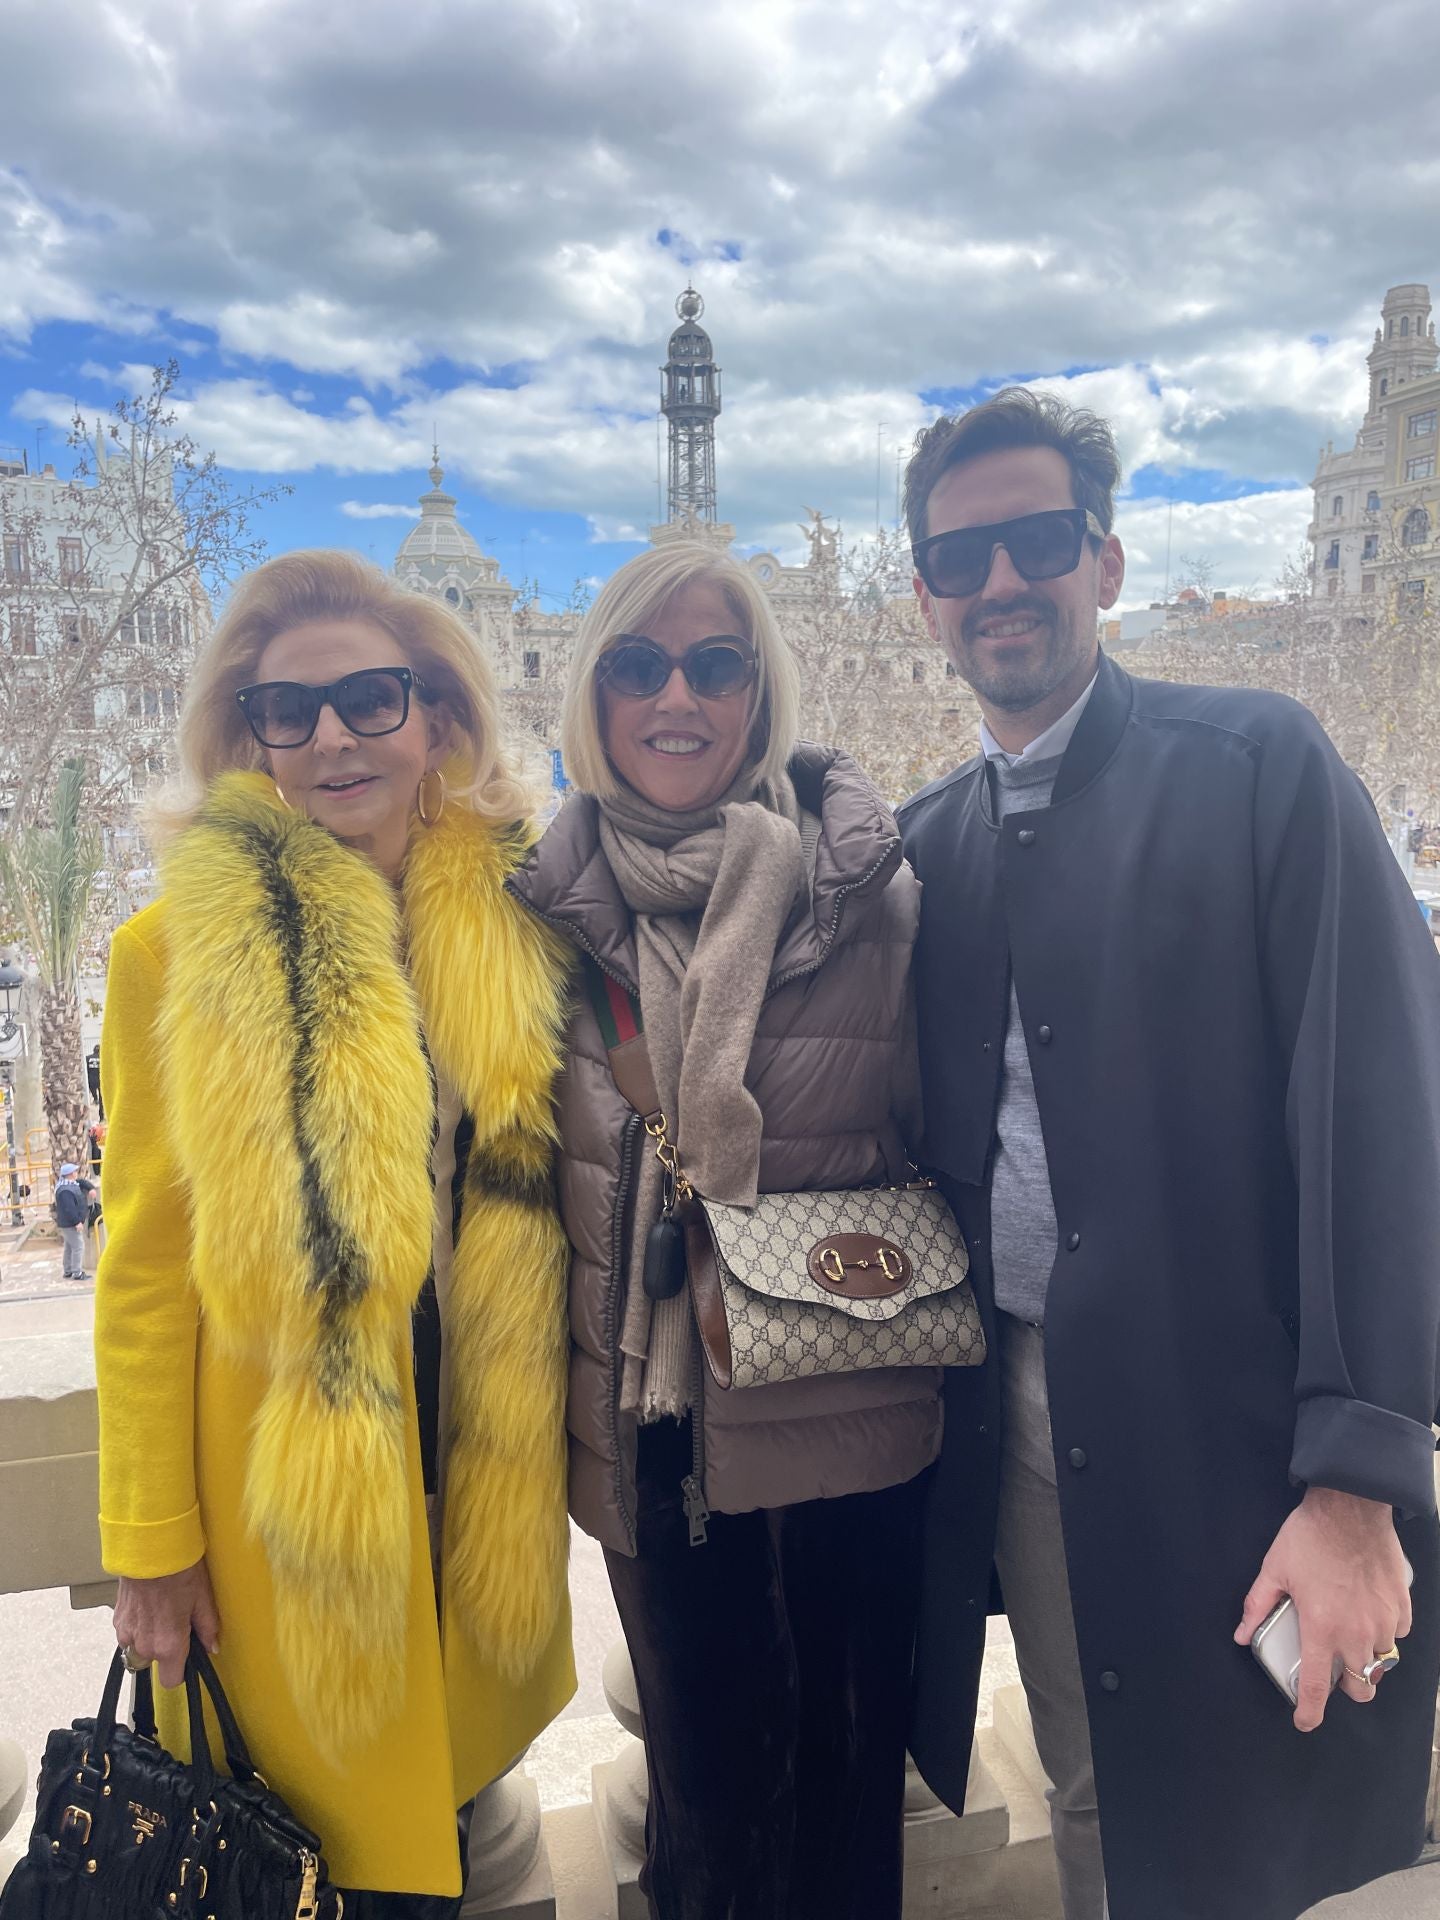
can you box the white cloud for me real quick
[13,378,422,475]
[340,499,421,519]
[2,0,1434,593]
[1112,490,1313,613]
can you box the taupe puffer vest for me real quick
[509,744,942,1554]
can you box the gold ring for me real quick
[1343,1665,1375,1688]
[1362,1647,1401,1687]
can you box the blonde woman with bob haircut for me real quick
[511,543,942,1920]
[96,549,575,1914]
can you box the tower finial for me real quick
[429,425,443,491]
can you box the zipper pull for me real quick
[295,1850,319,1920]
[681,1474,709,1547]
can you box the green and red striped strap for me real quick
[585,958,643,1048]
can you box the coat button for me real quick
[1066,1232,1081,1251]
[1017,828,1036,847]
[1068,1447,1088,1469]
[1099,1670,1120,1693]
[1037,1024,1053,1045]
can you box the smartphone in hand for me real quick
[1250,1556,1414,1706]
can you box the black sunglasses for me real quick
[912,507,1108,599]
[596,633,758,701]
[235,666,424,749]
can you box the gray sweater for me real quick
[989,752,1063,1323]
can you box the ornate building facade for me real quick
[1310,283,1440,614]
[392,448,578,702]
[0,432,204,839]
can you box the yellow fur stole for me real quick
[158,771,571,1742]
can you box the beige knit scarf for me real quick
[598,768,806,1419]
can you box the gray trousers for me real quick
[995,1314,1108,1920]
[60,1225,85,1277]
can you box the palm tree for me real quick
[0,759,103,1178]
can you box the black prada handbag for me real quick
[0,1634,342,1919]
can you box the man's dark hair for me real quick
[903,387,1122,550]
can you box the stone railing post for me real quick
[1,1735,27,1893]
[589,1640,649,1920]
[458,1754,555,1919]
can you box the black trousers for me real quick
[604,1417,925,1920]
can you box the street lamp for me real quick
[0,957,26,1226]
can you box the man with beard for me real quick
[897,388,1440,1920]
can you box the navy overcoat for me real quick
[901,651,1440,1920]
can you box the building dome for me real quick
[667,286,715,364]
[393,452,500,601]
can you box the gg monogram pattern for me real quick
[699,1187,985,1389]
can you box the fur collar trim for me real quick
[159,772,571,1740]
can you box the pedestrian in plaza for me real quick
[79,1170,104,1270]
[52,1161,87,1279]
[899,387,1440,1920]
[510,543,955,1920]
[95,550,576,1915]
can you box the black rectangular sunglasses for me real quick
[235,666,424,748]
[913,507,1107,599]
[596,633,757,700]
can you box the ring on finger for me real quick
[121,1644,147,1674]
[1362,1648,1400,1687]
[1343,1665,1376,1689]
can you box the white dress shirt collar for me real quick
[978,669,1100,769]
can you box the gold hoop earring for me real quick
[417,768,447,826]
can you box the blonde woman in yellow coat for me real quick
[96,550,575,1912]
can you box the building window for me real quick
[1361,573,1376,594]
[1399,579,1426,614]
[1327,575,1339,596]
[1324,540,1340,568]
[1401,316,1410,336]
[1362,533,1379,560]
[1366,490,1381,511]
[1402,507,1430,547]
[57,536,84,584]
[1381,378,1389,396]
[1331,495,1343,516]
[1405,455,1435,481]
[911,659,925,684]
[842,658,857,678]
[944,661,957,679]
[72,688,96,729]
[522,649,540,682]
[444,586,461,607]
[126,684,179,721]
[9,607,37,655]
[1407,409,1436,438]
[2,534,27,581]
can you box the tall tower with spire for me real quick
[662,287,722,525]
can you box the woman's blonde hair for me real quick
[150,549,540,839]
[559,542,801,802]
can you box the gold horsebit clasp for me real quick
[818,1244,904,1286]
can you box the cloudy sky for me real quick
[2,0,1436,612]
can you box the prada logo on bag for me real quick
[807,1234,911,1298]
[129,1801,166,1843]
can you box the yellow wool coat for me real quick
[94,773,576,1897]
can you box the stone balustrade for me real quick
[2,1314,1438,1916]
